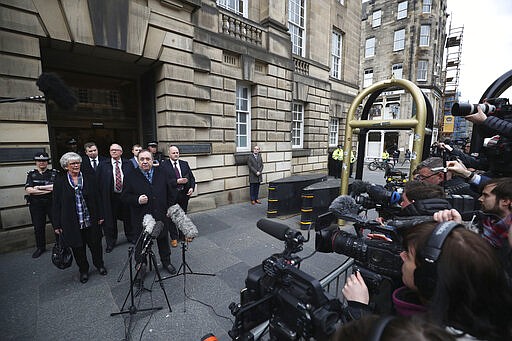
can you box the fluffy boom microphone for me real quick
[36,73,78,110]
[329,195,360,219]
[167,204,199,240]
[141,214,164,254]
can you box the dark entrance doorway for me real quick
[47,70,139,160]
[40,41,158,165]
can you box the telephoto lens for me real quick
[451,102,496,116]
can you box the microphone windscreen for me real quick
[350,180,370,195]
[142,214,156,234]
[329,195,360,218]
[167,204,198,239]
[36,73,78,110]
[151,221,164,238]
[256,218,290,241]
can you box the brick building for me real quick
[0,0,361,252]
[359,0,447,158]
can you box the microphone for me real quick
[329,195,360,220]
[36,73,78,110]
[141,215,164,254]
[256,218,304,243]
[166,204,199,240]
[350,180,371,196]
[142,214,156,236]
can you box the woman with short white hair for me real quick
[53,152,107,283]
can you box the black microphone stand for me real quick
[159,240,215,312]
[111,240,172,318]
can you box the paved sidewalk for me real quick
[0,199,345,341]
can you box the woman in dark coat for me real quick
[53,152,107,283]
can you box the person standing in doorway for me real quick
[81,142,106,177]
[129,144,142,169]
[248,145,264,205]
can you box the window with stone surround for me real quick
[329,118,339,146]
[393,29,405,51]
[363,68,374,88]
[372,10,382,28]
[236,84,251,151]
[292,102,304,148]
[365,37,375,58]
[392,63,403,79]
[331,31,343,79]
[397,1,408,20]
[217,0,247,17]
[417,60,428,81]
[422,0,432,13]
[419,25,430,46]
[288,0,306,57]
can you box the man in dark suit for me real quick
[129,144,142,169]
[247,145,264,204]
[81,142,107,176]
[121,149,175,274]
[162,145,196,247]
[96,143,135,252]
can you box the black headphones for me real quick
[413,221,464,299]
[368,315,395,341]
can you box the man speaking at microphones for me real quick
[121,149,176,275]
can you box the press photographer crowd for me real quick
[227,98,512,341]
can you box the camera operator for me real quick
[343,220,512,340]
[434,178,512,282]
[414,157,479,199]
[395,181,451,218]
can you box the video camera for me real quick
[349,180,402,220]
[228,219,343,340]
[451,97,512,117]
[313,195,436,313]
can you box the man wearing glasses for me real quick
[97,144,135,251]
[414,157,479,199]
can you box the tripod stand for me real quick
[111,242,172,318]
[160,241,215,311]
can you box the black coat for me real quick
[81,155,108,177]
[161,159,195,203]
[52,172,102,248]
[96,158,132,227]
[121,167,171,234]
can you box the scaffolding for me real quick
[441,19,466,141]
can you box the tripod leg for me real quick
[149,251,172,312]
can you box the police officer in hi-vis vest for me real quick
[24,152,58,258]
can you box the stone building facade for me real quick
[359,0,447,158]
[0,0,361,252]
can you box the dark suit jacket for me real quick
[162,159,196,204]
[121,167,171,234]
[81,155,108,177]
[96,158,132,228]
[52,172,102,248]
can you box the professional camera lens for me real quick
[451,102,496,116]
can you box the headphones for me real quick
[413,221,464,299]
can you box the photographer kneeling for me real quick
[343,220,512,340]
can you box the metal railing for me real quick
[320,257,354,298]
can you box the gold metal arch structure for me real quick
[340,78,428,196]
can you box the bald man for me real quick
[96,143,135,252]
